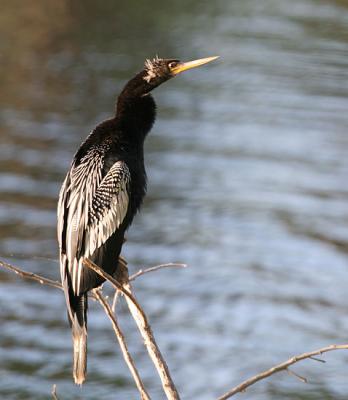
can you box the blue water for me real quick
[1,0,348,399]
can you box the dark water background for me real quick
[1,1,348,399]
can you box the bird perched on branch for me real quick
[57,55,219,385]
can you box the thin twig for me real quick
[93,288,151,400]
[51,384,59,400]
[124,281,180,400]
[112,290,121,313]
[217,344,348,399]
[83,259,145,314]
[286,368,307,383]
[309,356,326,363]
[83,258,180,400]
[129,263,187,281]
[0,260,99,300]
[112,263,186,312]
[0,260,62,290]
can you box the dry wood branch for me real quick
[129,263,187,281]
[0,260,62,290]
[112,262,186,312]
[217,344,348,399]
[83,259,144,313]
[309,356,325,363]
[112,290,121,313]
[51,384,59,400]
[83,258,180,400]
[93,288,151,400]
[0,260,100,300]
[286,368,307,383]
[123,281,180,400]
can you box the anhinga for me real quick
[57,55,218,384]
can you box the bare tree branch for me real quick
[129,263,187,281]
[309,356,325,363]
[124,281,180,400]
[112,262,186,312]
[0,259,100,300]
[217,344,348,399]
[112,289,121,313]
[51,384,59,400]
[93,288,151,400]
[83,258,180,400]
[286,368,307,383]
[0,260,62,290]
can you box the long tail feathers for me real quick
[71,294,88,385]
[73,325,87,385]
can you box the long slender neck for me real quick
[115,72,157,140]
[116,93,156,138]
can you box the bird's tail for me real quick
[70,294,88,385]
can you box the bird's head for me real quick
[142,55,219,89]
[118,55,219,108]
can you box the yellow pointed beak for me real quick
[170,56,219,75]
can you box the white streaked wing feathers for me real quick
[86,161,130,257]
[58,153,130,296]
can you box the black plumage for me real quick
[57,55,218,384]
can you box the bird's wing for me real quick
[58,155,130,297]
[85,161,130,258]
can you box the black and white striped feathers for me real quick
[58,145,130,298]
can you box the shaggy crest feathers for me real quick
[143,55,162,82]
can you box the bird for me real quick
[57,55,219,385]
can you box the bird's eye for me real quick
[168,61,178,69]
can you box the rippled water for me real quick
[1,1,348,399]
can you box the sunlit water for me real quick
[1,1,348,399]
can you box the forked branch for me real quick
[93,288,151,400]
[217,344,348,399]
[83,258,180,400]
